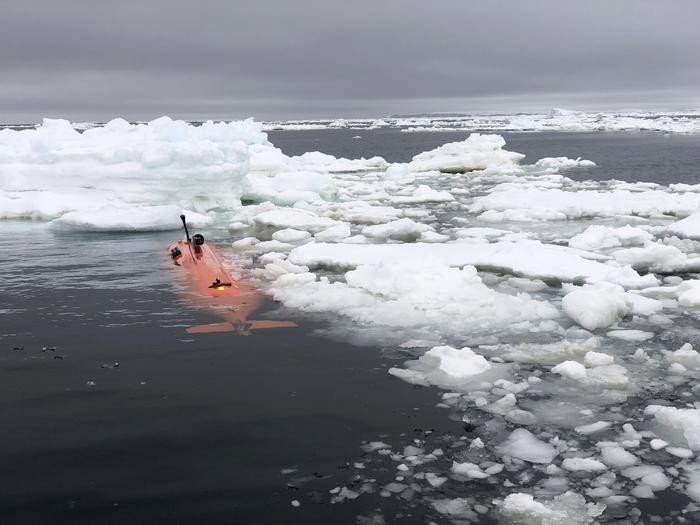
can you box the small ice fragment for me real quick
[584,351,614,367]
[649,439,668,450]
[600,446,638,469]
[630,484,655,499]
[666,447,693,459]
[496,428,558,464]
[470,438,485,449]
[552,361,587,381]
[361,441,391,453]
[451,461,490,479]
[425,473,448,488]
[562,457,608,472]
[562,285,628,331]
[575,421,611,435]
[606,330,654,342]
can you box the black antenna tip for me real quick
[180,214,186,220]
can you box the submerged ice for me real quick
[5,115,700,523]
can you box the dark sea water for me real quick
[2,129,699,524]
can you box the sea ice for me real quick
[287,241,652,287]
[0,117,263,224]
[496,429,558,464]
[406,133,524,173]
[51,205,211,232]
[568,225,653,251]
[645,405,700,451]
[388,346,494,388]
[499,491,605,525]
[562,284,628,331]
[561,457,608,472]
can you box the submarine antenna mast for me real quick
[180,214,191,243]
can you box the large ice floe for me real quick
[5,116,700,523]
[261,108,700,134]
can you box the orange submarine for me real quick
[168,215,296,335]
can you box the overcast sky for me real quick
[1,0,699,122]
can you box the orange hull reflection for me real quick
[167,239,296,335]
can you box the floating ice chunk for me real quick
[241,170,336,206]
[630,484,654,499]
[562,457,608,472]
[562,284,628,331]
[471,188,700,222]
[257,258,309,280]
[451,461,490,479]
[361,441,391,453]
[649,439,668,450]
[645,405,700,451]
[478,208,568,223]
[676,280,700,307]
[621,464,664,480]
[389,346,493,388]
[288,241,650,286]
[361,218,432,242]
[321,202,402,225]
[497,429,558,464]
[552,360,629,389]
[252,208,340,233]
[271,258,557,343]
[552,361,588,382]
[499,491,605,525]
[272,228,312,244]
[534,157,596,172]
[389,185,454,204]
[431,498,474,518]
[1,117,264,220]
[606,330,654,342]
[600,446,638,469]
[506,409,537,426]
[666,343,700,370]
[568,225,653,251]
[668,210,700,239]
[640,471,671,492]
[330,486,360,503]
[254,240,296,253]
[425,473,448,488]
[228,221,248,231]
[584,351,614,367]
[507,277,548,292]
[484,393,518,415]
[232,236,259,248]
[575,421,611,435]
[292,150,387,172]
[623,292,663,316]
[407,133,524,173]
[369,119,389,129]
[314,223,351,242]
[418,231,450,243]
[481,337,600,365]
[613,242,700,273]
[686,467,700,502]
[50,205,211,232]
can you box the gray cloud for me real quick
[1,0,699,122]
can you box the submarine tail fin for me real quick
[185,320,297,335]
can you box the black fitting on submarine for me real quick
[180,214,191,243]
